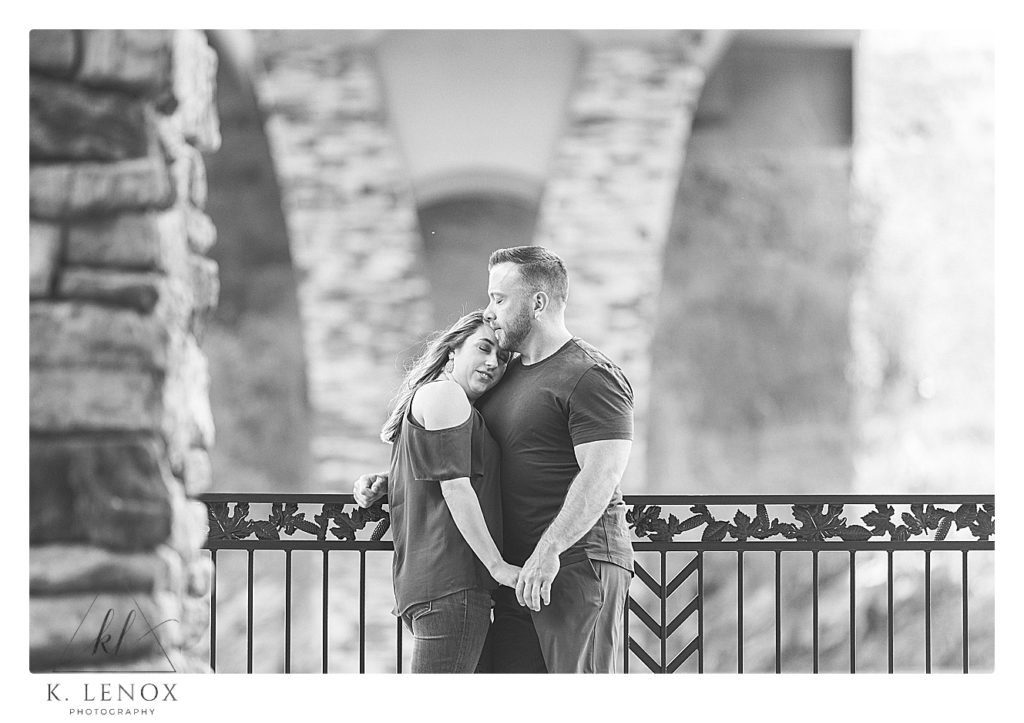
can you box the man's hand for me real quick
[353,472,388,508]
[516,542,560,612]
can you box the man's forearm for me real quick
[535,467,619,556]
[535,440,631,556]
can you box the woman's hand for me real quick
[490,561,522,589]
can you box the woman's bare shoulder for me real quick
[411,380,471,430]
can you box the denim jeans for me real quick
[400,587,491,673]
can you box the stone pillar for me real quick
[851,32,993,493]
[29,30,220,672]
[532,32,729,482]
[255,32,431,487]
[650,148,857,494]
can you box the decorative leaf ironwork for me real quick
[625,501,995,544]
[205,500,390,542]
[208,502,255,541]
[204,497,991,546]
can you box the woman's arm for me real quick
[440,478,520,587]
[417,381,520,588]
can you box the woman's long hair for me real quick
[380,310,490,444]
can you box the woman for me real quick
[379,309,520,673]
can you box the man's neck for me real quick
[517,324,574,366]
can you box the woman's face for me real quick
[450,324,510,400]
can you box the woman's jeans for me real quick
[400,587,491,673]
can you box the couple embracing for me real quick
[353,246,634,674]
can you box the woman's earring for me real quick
[444,358,454,374]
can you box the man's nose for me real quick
[483,307,495,322]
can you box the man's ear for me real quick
[534,291,549,316]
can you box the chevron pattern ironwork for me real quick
[627,554,701,673]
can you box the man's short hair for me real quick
[488,246,568,304]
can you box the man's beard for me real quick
[495,306,532,352]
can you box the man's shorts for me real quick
[477,558,631,673]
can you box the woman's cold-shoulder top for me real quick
[388,393,503,616]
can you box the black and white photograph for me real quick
[11,2,1020,720]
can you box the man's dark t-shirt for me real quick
[477,337,634,572]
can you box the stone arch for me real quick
[648,33,859,493]
[415,170,542,328]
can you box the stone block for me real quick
[185,555,213,598]
[30,75,150,161]
[30,591,182,671]
[30,435,175,549]
[167,144,209,211]
[78,30,174,94]
[29,221,62,298]
[172,499,211,560]
[30,301,178,372]
[185,206,217,255]
[171,30,221,152]
[180,595,210,649]
[30,151,176,220]
[182,447,213,496]
[30,30,77,76]
[190,256,219,309]
[165,336,216,454]
[189,255,220,339]
[30,366,164,433]
[30,543,183,595]
[65,207,190,274]
[57,267,169,313]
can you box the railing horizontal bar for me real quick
[668,637,700,674]
[203,539,993,552]
[631,541,994,552]
[623,495,995,505]
[201,493,361,503]
[204,540,394,551]
[628,638,661,674]
[202,493,995,505]
[628,597,661,636]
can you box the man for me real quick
[354,246,634,673]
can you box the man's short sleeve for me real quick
[568,365,634,446]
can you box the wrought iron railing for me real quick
[199,493,994,674]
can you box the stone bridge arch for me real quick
[237,29,734,488]
[229,29,866,495]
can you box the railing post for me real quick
[737,550,744,674]
[962,550,970,674]
[247,549,254,674]
[285,549,292,674]
[209,549,217,672]
[811,548,819,671]
[924,549,931,674]
[849,550,856,674]
[322,550,329,674]
[887,550,894,674]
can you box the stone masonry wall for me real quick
[29,30,220,672]
[532,32,727,483]
[255,32,431,487]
